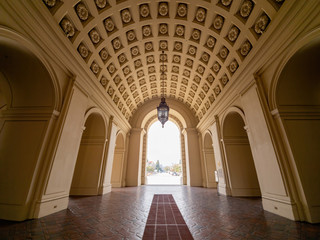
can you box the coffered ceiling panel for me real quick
[43,0,284,121]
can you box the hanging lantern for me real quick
[157,97,169,128]
[157,51,169,128]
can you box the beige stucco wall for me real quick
[70,113,107,195]
[202,133,217,188]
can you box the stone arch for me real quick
[111,131,126,188]
[70,109,107,195]
[140,114,187,185]
[0,27,61,220]
[269,28,320,111]
[0,27,61,110]
[221,107,261,197]
[270,29,320,223]
[126,98,202,187]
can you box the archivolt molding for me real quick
[131,98,196,129]
[83,107,108,139]
[221,106,246,131]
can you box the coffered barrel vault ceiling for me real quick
[43,0,284,121]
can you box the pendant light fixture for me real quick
[157,50,169,128]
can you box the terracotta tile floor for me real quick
[0,186,320,240]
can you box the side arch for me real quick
[269,29,320,223]
[221,107,261,197]
[202,131,217,188]
[0,26,61,110]
[269,28,320,111]
[0,27,61,220]
[70,108,108,195]
[111,131,126,188]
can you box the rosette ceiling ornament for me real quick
[157,50,170,128]
[44,0,284,122]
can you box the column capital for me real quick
[182,127,198,135]
[130,128,146,135]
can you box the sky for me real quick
[147,121,181,166]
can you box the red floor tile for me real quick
[143,194,193,240]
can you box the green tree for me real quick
[171,163,181,173]
[155,160,161,172]
[146,165,155,173]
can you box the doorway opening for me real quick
[146,121,182,185]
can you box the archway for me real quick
[146,120,182,185]
[126,98,202,187]
[0,33,57,220]
[70,112,106,195]
[111,132,126,188]
[222,111,261,197]
[202,132,217,188]
[275,37,320,222]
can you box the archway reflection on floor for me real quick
[146,121,182,185]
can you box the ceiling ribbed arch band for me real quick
[43,0,284,122]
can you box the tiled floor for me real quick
[143,194,193,239]
[0,186,320,240]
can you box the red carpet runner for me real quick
[142,194,193,240]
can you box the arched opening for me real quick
[146,120,182,185]
[111,132,125,188]
[203,132,217,188]
[0,35,56,220]
[70,113,106,195]
[222,111,261,197]
[275,37,320,222]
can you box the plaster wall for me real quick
[111,134,125,188]
[241,84,298,220]
[100,122,118,193]
[202,133,217,188]
[224,141,260,196]
[70,138,105,195]
[210,122,229,195]
[183,128,202,186]
[272,38,320,222]
[111,150,125,187]
[0,119,49,220]
[126,128,144,186]
[34,86,88,218]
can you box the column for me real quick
[182,128,202,186]
[126,128,145,186]
[210,117,231,195]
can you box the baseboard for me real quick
[262,196,299,221]
[99,184,111,195]
[111,182,122,188]
[231,188,261,197]
[218,185,231,195]
[70,187,99,196]
[33,195,69,219]
[0,203,29,221]
[304,205,320,223]
[206,182,217,188]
